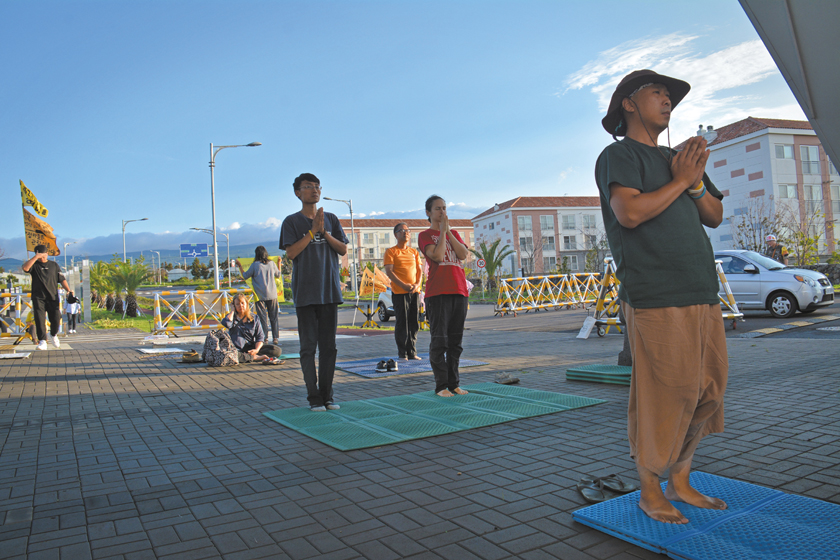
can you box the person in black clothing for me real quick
[22,244,72,350]
[221,293,284,364]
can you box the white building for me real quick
[471,196,605,276]
[681,118,839,255]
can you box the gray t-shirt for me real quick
[242,260,281,301]
[278,211,348,307]
[595,137,723,308]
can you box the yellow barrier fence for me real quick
[153,289,253,334]
[585,258,744,337]
[0,292,65,344]
[495,272,602,316]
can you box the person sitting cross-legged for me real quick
[221,293,284,364]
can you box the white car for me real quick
[715,250,835,318]
[377,288,394,321]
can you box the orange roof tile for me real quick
[472,196,600,220]
[675,117,812,149]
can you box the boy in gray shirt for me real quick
[237,246,282,344]
[279,173,348,411]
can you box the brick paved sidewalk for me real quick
[1,326,838,559]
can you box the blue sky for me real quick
[1,0,805,261]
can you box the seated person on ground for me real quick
[222,293,283,363]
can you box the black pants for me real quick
[255,298,279,341]
[296,303,338,406]
[32,297,61,341]
[67,313,77,331]
[238,343,282,363]
[426,294,468,393]
[393,292,420,358]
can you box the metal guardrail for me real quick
[495,272,602,316]
[152,289,253,334]
[0,292,64,344]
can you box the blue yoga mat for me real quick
[335,353,487,378]
[572,472,840,560]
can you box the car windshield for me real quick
[740,250,787,270]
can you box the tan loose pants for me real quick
[622,302,728,476]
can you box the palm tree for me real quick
[470,239,515,291]
[111,261,151,317]
[90,261,114,309]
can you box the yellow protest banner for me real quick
[358,266,391,297]
[20,180,49,217]
[236,256,285,302]
[23,208,60,255]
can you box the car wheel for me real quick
[767,291,797,319]
[378,303,390,322]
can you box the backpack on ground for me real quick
[202,329,239,366]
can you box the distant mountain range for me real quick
[0,241,284,272]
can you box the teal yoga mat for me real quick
[263,383,606,451]
[566,364,631,386]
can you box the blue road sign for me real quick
[180,243,209,258]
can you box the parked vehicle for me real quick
[715,250,834,318]
[377,288,394,321]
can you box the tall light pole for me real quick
[63,241,77,271]
[150,250,161,284]
[122,218,148,262]
[192,228,231,288]
[323,197,357,295]
[209,141,261,289]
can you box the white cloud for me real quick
[224,222,241,231]
[564,33,805,141]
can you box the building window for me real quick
[543,256,556,272]
[567,255,579,271]
[489,222,494,230]
[583,214,597,229]
[521,257,533,275]
[778,185,797,199]
[364,248,375,259]
[519,236,533,253]
[585,234,598,250]
[542,236,555,252]
[830,160,838,176]
[803,184,822,214]
[831,185,840,215]
[775,144,794,159]
[362,233,374,244]
[563,235,577,250]
[517,216,532,231]
[801,145,820,174]
[539,215,554,231]
[562,215,576,230]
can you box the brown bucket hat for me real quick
[601,69,691,137]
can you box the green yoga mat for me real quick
[263,383,606,451]
[566,365,631,386]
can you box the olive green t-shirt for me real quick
[595,137,723,309]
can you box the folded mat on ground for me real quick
[566,364,631,386]
[573,471,840,560]
[263,382,605,451]
[335,353,487,378]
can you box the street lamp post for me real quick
[63,241,77,271]
[122,218,148,262]
[150,250,161,284]
[209,141,261,290]
[191,228,230,289]
[323,197,358,295]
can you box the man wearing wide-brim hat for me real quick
[594,70,728,524]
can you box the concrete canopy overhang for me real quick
[739,0,840,168]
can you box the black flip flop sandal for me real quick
[580,473,637,494]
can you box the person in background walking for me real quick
[65,293,81,334]
[22,244,73,350]
[237,246,283,345]
[384,222,423,361]
[763,234,789,265]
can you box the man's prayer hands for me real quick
[313,207,326,235]
[671,136,709,190]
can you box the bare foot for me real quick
[664,484,727,511]
[452,387,469,395]
[638,494,689,524]
[436,389,454,397]
[408,355,422,360]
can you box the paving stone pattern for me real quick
[0,325,838,559]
